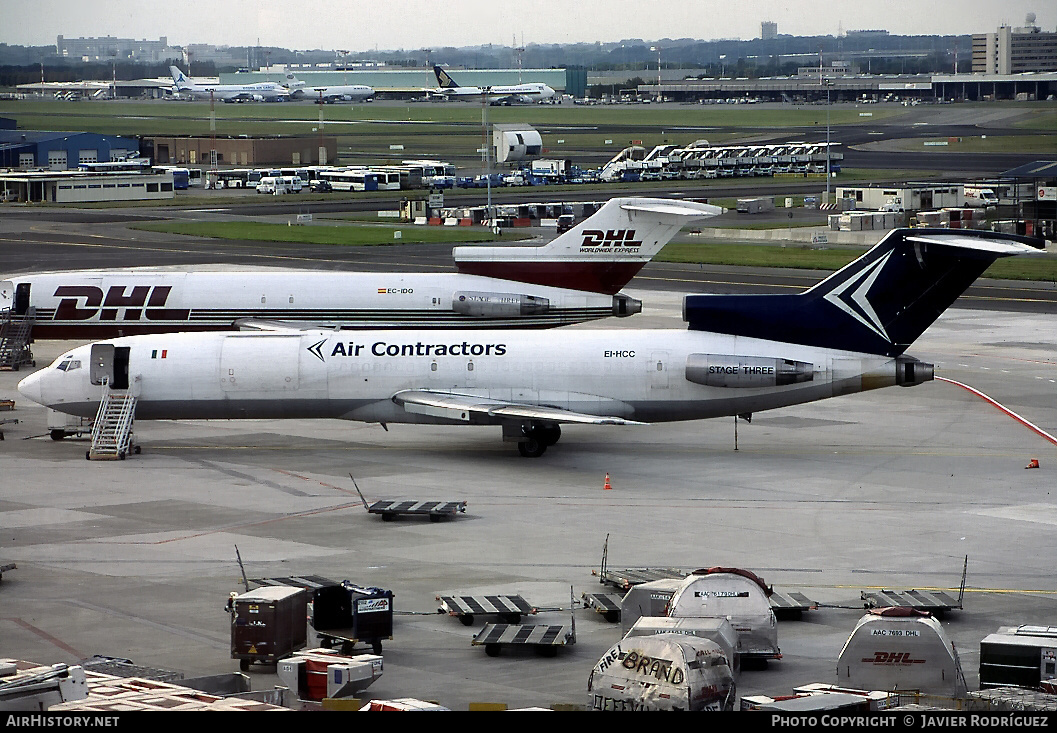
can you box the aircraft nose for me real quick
[17,370,44,406]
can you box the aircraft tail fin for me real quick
[283,68,304,89]
[453,197,722,294]
[434,65,459,88]
[683,228,1044,356]
[169,66,188,86]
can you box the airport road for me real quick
[1,290,1055,711]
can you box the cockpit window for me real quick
[56,359,82,372]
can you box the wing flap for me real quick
[391,390,645,425]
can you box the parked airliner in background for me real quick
[432,65,555,104]
[1,198,720,339]
[18,230,1042,456]
[169,66,289,102]
[284,70,374,102]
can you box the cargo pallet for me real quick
[353,475,465,522]
[437,594,536,626]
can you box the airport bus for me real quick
[314,168,379,191]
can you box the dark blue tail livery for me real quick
[683,228,1043,357]
[434,65,458,88]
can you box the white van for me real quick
[963,185,999,208]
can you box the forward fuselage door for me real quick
[90,343,130,389]
[14,283,30,315]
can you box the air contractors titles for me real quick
[329,340,507,358]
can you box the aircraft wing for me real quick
[391,389,646,425]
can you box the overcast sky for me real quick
[2,0,1055,51]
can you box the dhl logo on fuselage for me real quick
[52,285,190,321]
[580,229,643,252]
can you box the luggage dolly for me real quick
[351,474,466,522]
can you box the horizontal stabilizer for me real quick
[684,228,1044,357]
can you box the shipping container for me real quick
[230,585,308,671]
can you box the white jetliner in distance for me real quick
[169,66,289,102]
[432,65,555,104]
[284,70,374,102]
[1,198,719,338]
[18,230,1042,456]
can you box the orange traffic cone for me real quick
[1026,458,1040,469]
[603,473,612,490]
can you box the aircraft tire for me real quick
[539,425,561,446]
[517,439,546,458]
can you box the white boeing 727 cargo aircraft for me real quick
[18,229,1041,456]
[2,198,718,339]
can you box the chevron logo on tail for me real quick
[821,249,893,344]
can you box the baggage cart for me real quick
[312,582,394,655]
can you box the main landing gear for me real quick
[513,423,561,458]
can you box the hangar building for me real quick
[0,131,141,170]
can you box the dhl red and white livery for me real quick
[1,198,719,338]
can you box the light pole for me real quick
[824,79,833,201]
[337,49,349,85]
[650,46,661,100]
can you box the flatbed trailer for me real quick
[862,588,963,614]
[471,588,577,658]
[437,594,536,626]
[471,621,576,657]
[352,474,465,521]
[861,556,967,616]
[595,565,685,590]
[581,591,623,623]
[368,499,467,522]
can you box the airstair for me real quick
[87,379,138,460]
[0,306,35,371]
